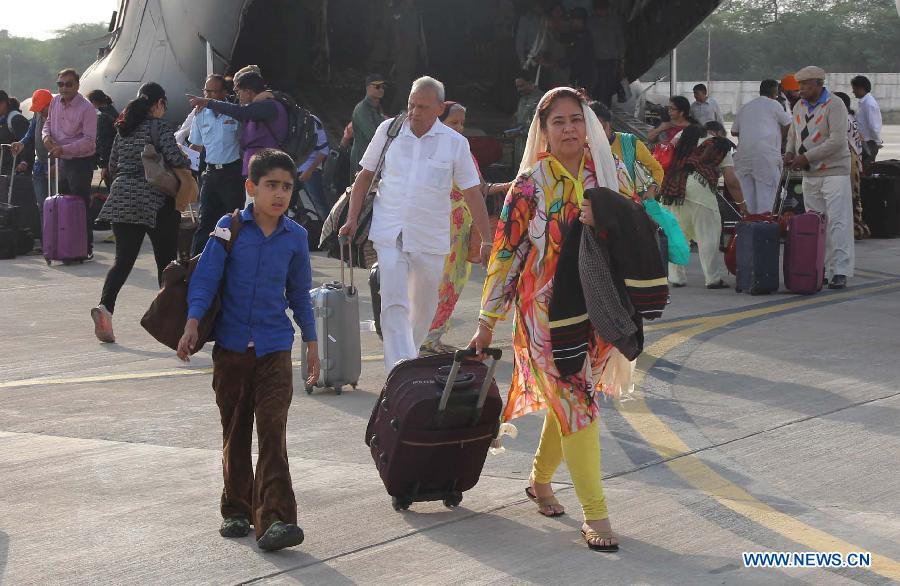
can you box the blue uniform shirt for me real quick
[188,108,241,165]
[187,205,317,356]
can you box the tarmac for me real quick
[1,218,899,585]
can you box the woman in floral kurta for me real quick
[471,88,629,552]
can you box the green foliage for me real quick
[0,23,109,103]
[645,0,900,80]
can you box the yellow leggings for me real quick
[531,410,608,521]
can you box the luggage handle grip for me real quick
[1,143,18,204]
[437,347,503,417]
[338,235,354,290]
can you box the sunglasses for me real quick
[56,80,76,88]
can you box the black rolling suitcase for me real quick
[735,221,780,294]
[860,175,900,238]
[365,349,503,511]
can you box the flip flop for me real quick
[525,486,565,517]
[581,528,619,552]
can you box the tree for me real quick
[0,23,108,103]
[644,0,900,81]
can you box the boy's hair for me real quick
[693,83,708,93]
[248,148,296,184]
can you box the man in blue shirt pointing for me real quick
[178,148,319,552]
[188,74,245,255]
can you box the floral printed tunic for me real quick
[480,152,616,435]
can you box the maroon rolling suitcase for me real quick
[365,348,503,511]
[43,159,89,265]
[783,212,826,295]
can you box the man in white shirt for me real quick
[851,75,882,164]
[731,79,792,214]
[690,83,724,126]
[340,76,492,372]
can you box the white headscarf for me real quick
[517,87,619,192]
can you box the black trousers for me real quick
[58,156,95,253]
[99,198,179,314]
[191,162,245,255]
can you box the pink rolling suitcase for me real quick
[43,158,88,265]
[783,212,826,295]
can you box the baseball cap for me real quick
[780,74,799,91]
[794,66,827,82]
[365,74,385,86]
[29,89,53,112]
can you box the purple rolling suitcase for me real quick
[783,212,826,295]
[43,159,88,265]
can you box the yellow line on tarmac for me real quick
[617,281,900,580]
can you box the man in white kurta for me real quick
[341,77,492,371]
[731,80,792,214]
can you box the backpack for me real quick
[267,91,319,164]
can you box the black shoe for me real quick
[219,517,251,538]
[706,280,729,289]
[257,521,304,551]
[828,275,847,290]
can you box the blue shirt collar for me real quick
[802,88,830,112]
[239,203,291,234]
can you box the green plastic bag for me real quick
[643,199,690,266]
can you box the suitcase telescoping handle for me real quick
[48,156,60,198]
[338,235,355,291]
[1,143,18,205]
[437,348,503,424]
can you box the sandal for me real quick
[581,528,619,552]
[525,486,565,517]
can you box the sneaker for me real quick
[90,305,116,343]
[219,517,251,538]
[257,521,304,552]
[84,252,95,262]
[828,275,847,290]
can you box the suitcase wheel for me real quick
[305,385,314,395]
[392,496,412,511]
[334,386,342,395]
[443,492,463,509]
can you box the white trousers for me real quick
[375,239,446,372]
[736,166,780,215]
[667,200,727,286]
[802,175,855,279]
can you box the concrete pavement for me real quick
[1,230,899,585]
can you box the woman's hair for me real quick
[669,95,695,123]
[673,124,706,161]
[834,91,854,115]
[87,89,113,106]
[538,87,587,130]
[116,82,166,137]
[589,100,611,123]
[8,97,20,112]
[438,101,466,122]
[704,120,726,136]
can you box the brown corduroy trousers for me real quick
[212,345,296,539]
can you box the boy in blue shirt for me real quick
[177,148,320,552]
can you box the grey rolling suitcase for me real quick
[302,239,362,395]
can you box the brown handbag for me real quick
[140,210,244,354]
[142,119,179,197]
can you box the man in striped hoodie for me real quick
[785,66,853,290]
